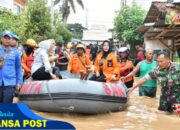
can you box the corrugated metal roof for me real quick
[136,2,180,47]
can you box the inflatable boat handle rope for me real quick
[46,81,75,111]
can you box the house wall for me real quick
[13,0,26,14]
[82,25,112,41]
[14,0,26,7]
[0,0,26,14]
[144,37,169,51]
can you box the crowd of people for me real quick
[0,30,179,113]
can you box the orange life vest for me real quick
[94,51,120,82]
[120,60,134,82]
[68,53,91,74]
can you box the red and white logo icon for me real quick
[172,103,180,114]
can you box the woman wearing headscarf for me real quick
[31,39,61,80]
[89,40,120,82]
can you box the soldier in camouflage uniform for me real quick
[128,51,180,112]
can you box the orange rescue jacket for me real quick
[120,60,134,82]
[22,53,34,76]
[94,52,120,82]
[68,53,92,74]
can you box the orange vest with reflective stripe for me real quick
[68,53,91,74]
[94,52,120,82]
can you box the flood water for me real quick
[34,83,180,130]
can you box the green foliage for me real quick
[0,0,73,44]
[0,9,27,44]
[173,51,180,63]
[25,0,52,42]
[68,23,86,39]
[51,11,73,43]
[114,3,146,44]
[0,10,14,31]
[58,24,73,43]
[54,23,73,43]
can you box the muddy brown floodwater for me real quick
[34,83,180,130]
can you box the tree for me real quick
[54,0,84,23]
[68,23,86,39]
[25,0,52,42]
[0,10,14,32]
[50,11,73,43]
[0,0,73,44]
[25,0,73,43]
[0,9,27,44]
[114,3,146,47]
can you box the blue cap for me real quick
[1,30,12,38]
[11,32,19,41]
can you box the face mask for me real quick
[25,46,33,54]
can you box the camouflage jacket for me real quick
[147,62,180,88]
[146,62,180,112]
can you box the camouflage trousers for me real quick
[158,87,180,112]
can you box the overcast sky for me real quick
[67,0,121,29]
[53,0,180,29]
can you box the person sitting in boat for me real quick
[56,43,71,71]
[48,39,62,79]
[68,44,92,80]
[48,39,58,67]
[22,39,37,80]
[89,40,120,82]
[118,47,134,88]
[31,39,61,80]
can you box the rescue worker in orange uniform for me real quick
[68,44,92,80]
[89,40,120,82]
[22,39,37,79]
[118,47,134,88]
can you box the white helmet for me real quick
[118,47,129,53]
